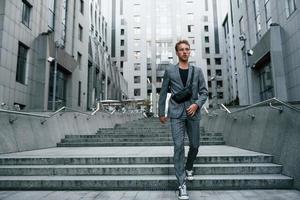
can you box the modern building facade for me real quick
[227,0,299,105]
[120,0,230,113]
[0,0,126,111]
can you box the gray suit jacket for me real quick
[158,64,208,120]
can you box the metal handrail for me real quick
[41,105,101,124]
[0,102,104,124]
[0,108,50,118]
[220,97,300,114]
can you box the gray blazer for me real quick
[158,64,208,120]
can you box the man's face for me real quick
[176,43,190,62]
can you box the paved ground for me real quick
[0,190,300,200]
[0,145,270,158]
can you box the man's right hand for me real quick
[159,116,168,124]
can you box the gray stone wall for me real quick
[202,104,300,190]
[0,111,143,154]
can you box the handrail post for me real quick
[220,104,231,113]
[269,102,283,113]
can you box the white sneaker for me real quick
[185,170,194,181]
[178,182,189,200]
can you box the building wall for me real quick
[228,0,300,105]
[273,1,300,102]
[0,0,127,112]
[0,0,49,110]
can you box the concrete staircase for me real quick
[57,118,225,147]
[0,118,293,190]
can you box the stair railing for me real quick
[0,102,104,125]
[220,97,300,119]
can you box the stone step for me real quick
[0,174,292,190]
[97,130,171,135]
[95,132,216,137]
[0,163,282,176]
[65,134,223,139]
[60,137,224,143]
[57,141,226,147]
[0,155,273,165]
[100,128,171,132]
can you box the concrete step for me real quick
[63,134,223,141]
[57,141,226,147]
[65,134,223,139]
[0,163,282,176]
[99,128,171,132]
[0,155,273,165]
[96,130,171,135]
[0,174,293,190]
[94,132,217,137]
[60,137,224,143]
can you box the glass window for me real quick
[121,29,125,35]
[120,50,124,57]
[120,0,124,15]
[134,39,140,47]
[134,15,140,23]
[134,76,141,83]
[286,0,297,17]
[217,92,224,99]
[205,47,210,54]
[48,67,67,110]
[239,16,244,34]
[205,36,209,43]
[133,3,140,13]
[217,80,223,87]
[22,0,32,28]
[265,0,272,28]
[134,88,141,96]
[206,58,211,65]
[48,0,55,30]
[216,69,222,76]
[133,27,141,35]
[78,81,81,107]
[207,69,211,76]
[215,58,222,65]
[120,39,125,46]
[208,81,211,87]
[187,25,194,33]
[134,63,141,71]
[77,52,82,70]
[253,0,261,39]
[79,24,83,41]
[187,13,194,21]
[80,0,84,15]
[204,25,209,32]
[16,42,29,84]
[134,51,141,59]
[259,63,274,100]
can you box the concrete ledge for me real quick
[201,104,300,190]
[0,111,143,154]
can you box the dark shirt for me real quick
[179,68,189,87]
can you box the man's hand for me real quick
[186,103,199,117]
[159,116,168,124]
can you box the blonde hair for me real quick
[175,40,190,52]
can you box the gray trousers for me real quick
[170,117,200,186]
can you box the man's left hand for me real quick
[186,103,199,117]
